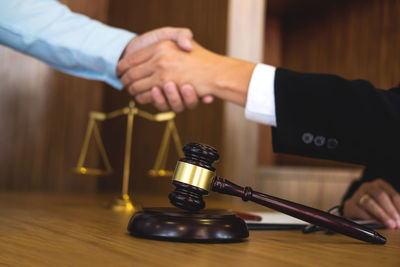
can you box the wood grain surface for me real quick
[1,193,399,267]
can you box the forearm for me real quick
[210,56,256,106]
[0,0,135,89]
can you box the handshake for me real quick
[117,27,256,112]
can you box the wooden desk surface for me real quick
[1,193,399,267]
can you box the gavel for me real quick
[168,142,386,244]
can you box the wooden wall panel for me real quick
[101,0,227,195]
[258,15,281,166]
[0,0,109,192]
[282,0,400,89]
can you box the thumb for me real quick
[151,27,193,51]
[175,28,194,51]
[125,27,194,55]
[202,95,214,104]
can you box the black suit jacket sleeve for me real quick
[272,68,400,169]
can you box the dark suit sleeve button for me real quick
[314,136,326,147]
[327,138,339,149]
[302,132,314,144]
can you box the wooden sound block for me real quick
[128,207,249,243]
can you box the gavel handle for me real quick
[211,176,386,244]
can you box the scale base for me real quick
[111,195,140,212]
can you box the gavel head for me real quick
[168,142,219,211]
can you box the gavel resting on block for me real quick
[128,142,386,244]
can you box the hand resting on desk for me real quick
[343,178,400,229]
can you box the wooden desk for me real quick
[1,193,399,267]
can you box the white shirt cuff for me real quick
[245,63,277,126]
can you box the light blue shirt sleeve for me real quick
[0,0,136,89]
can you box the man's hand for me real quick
[117,27,213,112]
[343,178,400,229]
[120,40,255,111]
[118,27,193,63]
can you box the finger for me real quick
[164,82,184,113]
[343,200,374,221]
[393,194,400,219]
[176,28,194,51]
[147,27,193,52]
[120,63,154,88]
[368,186,400,223]
[361,197,397,228]
[377,179,398,196]
[135,91,152,105]
[125,27,193,55]
[151,87,170,111]
[377,179,400,212]
[117,43,157,76]
[202,95,214,104]
[180,84,199,109]
[128,74,157,96]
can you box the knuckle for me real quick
[159,73,171,85]
[393,194,400,202]
[363,181,373,190]
[127,55,137,66]
[127,70,136,81]
[364,197,373,206]
[376,191,386,200]
[157,58,170,70]
[128,87,136,96]
[181,28,193,37]
[135,95,145,104]
[155,53,171,69]
[167,94,182,107]
[153,96,167,106]
[129,84,136,95]
[157,41,172,51]
[121,78,129,88]
[168,95,179,104]
[130,83,140,94]
[154,98,167,108]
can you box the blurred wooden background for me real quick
[101,0,227,195]
[0,0,226,195]
[0,0,109,192]
[0,0,399,209]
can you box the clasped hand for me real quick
[117,33,256,112]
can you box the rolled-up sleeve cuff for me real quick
[245,63,277,126]
[101,28,136,89]
[52,27,135,90]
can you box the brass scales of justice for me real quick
[72,100,184,211]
